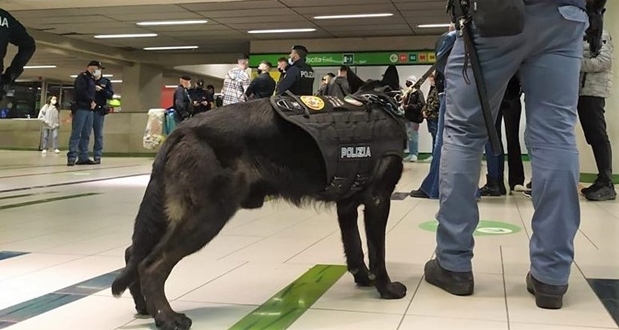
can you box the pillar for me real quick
[576,2,618,183]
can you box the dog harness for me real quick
[271,93,406,200]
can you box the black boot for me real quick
[585,182,617,201]
[526,273,568,309]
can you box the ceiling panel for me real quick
[180,1,284,11]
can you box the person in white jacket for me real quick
[38,95,60,154]
[578,30,615,201]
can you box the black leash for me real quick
[449,0,502,156]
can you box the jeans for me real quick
[67,109,93,162]
[406,122,419,156]
[81,111,105,160]
[427,118,439,155]
[435,3,586,286]
[419,93,446,199]
[41,127,58,150]
[485,108,505,181]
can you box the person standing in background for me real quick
[402,75,424,162]
[578,28,615,201]
[423,74,440,162]
[276,45,315,96]
[245,60,276,99]
[38,95,60,154]
[222,54,251,106]
[85,66,113,164]
[67,60,99,166]
[173,75,193,122]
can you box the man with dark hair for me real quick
[0,8,36,98]
[190,79,211,114]
[276,57,288,85]
[246,60,276,99]
[276,45,314,96]
[325,65,351,98]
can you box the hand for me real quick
[193,101,199,106]
[201,101,208,105]
[91,101,96,109]
[95,85,103,92]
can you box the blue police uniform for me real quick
[428,0,588,306]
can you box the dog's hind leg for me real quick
[139,202,239,330]
[123,246,148,315]
[336,199,372,287]
[363,156,407,299]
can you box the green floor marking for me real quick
[229,264,347,330]
[420,220,521,236]
[0,193,101,211]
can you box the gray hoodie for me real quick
[580,30,613,99]
[38,103,60,129]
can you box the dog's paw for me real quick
[134,304,149,317]
[378,281,407,299]
[155,312,192,330]
[353,273,374,287]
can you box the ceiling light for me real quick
[314,13,393,19]
[143,46,198,51]
[417,23,452,28]
[24,65,56,69]
[165,85,178,88]
[110,80,123,83]
[94,33,157,39]
[137,20,208,26]
[248,28,316,34]
[70,74,113,78]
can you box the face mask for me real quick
[51,99,57,105]
[94,69,101,77]
[288,58,294,65]
[257,69,262,75]
[405,82,412,88]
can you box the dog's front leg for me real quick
[336,199,372,286]
[363,197,407,299]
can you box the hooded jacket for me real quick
[580,30,613,98]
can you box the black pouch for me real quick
[470,0,525,37]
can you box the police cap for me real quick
[180,75,191,81]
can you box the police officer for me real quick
[173,75,193,122]
[423,0,587,310]
[0,8,36,96]
[85,66,114,164]
[276,45,314,96]
[189,79,210,114]
[68,60,100,166]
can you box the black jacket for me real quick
[276,59,314,96]
[246,72,276,99]
[74,71,96,110]
[173,85,193,120]
[0,9,36,85]
[189,87,211,113]
[94,77,114,114]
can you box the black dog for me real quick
[111,67,408,330]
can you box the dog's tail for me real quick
[111,132,183,297]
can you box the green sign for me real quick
[419,220,521,236]
[249,50,435,67]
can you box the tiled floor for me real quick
[0,150,618,329]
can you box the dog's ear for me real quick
[346,67,366,94]
[381,65,400,91]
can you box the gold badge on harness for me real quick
[300,96,325,111]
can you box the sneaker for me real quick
[526,272,568,309]
[67,160,76,166]
[584,184,617,201]
[512,184,526,192]
[54,149,60,154]
[581,181,605,196]
[409,154,418,162]
[424,259,474,296]
[93,159,101,165]
[41,150,47,154]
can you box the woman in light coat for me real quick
[38,95,60,154]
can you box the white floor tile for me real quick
[288,309,402,330]
[399,315,508,330]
